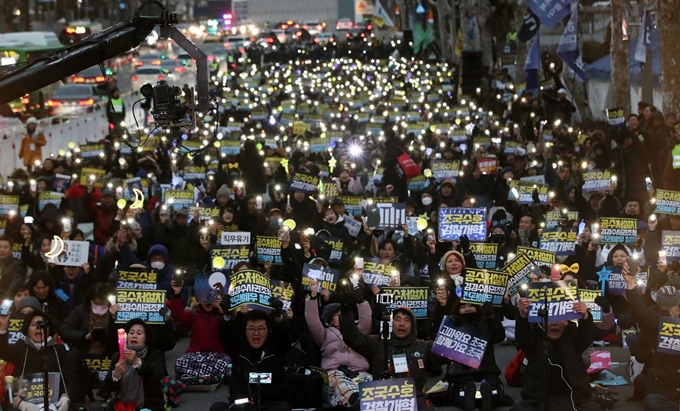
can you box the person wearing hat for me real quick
[623,263,680,411]
[154,205,203,270]
[439,180,461,207]
[339,300,443,411]
[18,117,46,173]
[547,87,575,125]
[305,280,372,407]
[334,168,363,196]
[84,182,117,247]
[106,87,126,129]
[330,198,347,217]
[213,184,232,209]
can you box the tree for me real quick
[610,0,630,110]
[658,0,680,114]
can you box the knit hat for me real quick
[26,117,38,125]
[216,184,231,200]
[17,297,42,313]
[441,180,455,189]
[655,285,680,311]
[322,303,341,325]
[441,250,465,270]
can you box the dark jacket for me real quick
[101,349,167,411]
[153,219,202,268]
[241,140,267,195]
[58,303,118,356]
[55,270,98,310]
[0,255,27,296]
[219,314,292,404]
[515,313,594,404]
[381,137,408,202]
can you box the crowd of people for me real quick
[1,38,680,411]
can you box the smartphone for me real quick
[172,270,183,285]
[427,229,435,244]
[24,216,34,225]
[355,257,364,269]
[629,254,641,275]
[660,250,668,266]
[127,219,138,231]
[234,399,250,405]
[278,227,289,241]
[30,180,36,192]
[0,299,12,316]
[62,218,72,232]
[577,220,586,236]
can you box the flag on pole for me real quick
[524,35,540,97]
[455,28,463,57]
[556,3,586,82]
[634,5,653,63]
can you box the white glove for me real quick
[57,395,70,411]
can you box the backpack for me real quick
[504,349,527,387]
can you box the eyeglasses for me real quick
[246,327,267,335]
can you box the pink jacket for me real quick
[305,299,371,372]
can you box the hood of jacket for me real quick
[147,244,169,264]
[389,306,418,347]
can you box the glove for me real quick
[219,294,232,314]
[340,292,357,313]
[458,235,470,254]
[57,395,70,411]
[532,188,541,205]
[594,296,611,314]
[269,297,284,316]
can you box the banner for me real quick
[0,195,19,215]
[228,269,273,312]
[526,0,572,29]
[48,240,89,266]
[270,280,294,311]
[80,168,106,187]
[115,289,166,323]
[658,315,680,356]
[461,268,510,307]
[540,229,577,256]
[524,34,539,96]
[518,7,540,42]
[325,237,344,265]
[183,166,207,181]
[337,196,363,216]
[220,231,252,246]
[606,108,625,126]
[476,157,498,175]
[470,243,498,269]
[545,211,578,229]
[582,170,612,193]
[255,236,283,265]
[38,191,64,211]
[580,289,602,323]
[526,280,580,323]
[662,230,680,262]
[290,173,319,194]
[502,253,537,297]
[517,246,556,269]
[362,257,398,287]
[22,373,61,407]
[556,3,586,82]
[439,208,487,241]
[509,181,548,204]
[164,189,195,208]
[655,189,680,215]
[116,267,158,290]
[301,263,340,293]
[599,217,637,245]
[211,245,250,271]
[431,316,488,369]
[79,143,105,158]
[189,206,220,222]
[359,378,416,411]
[381,287,429,319]
[431,160,460,181]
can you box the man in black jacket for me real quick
[510,297,600,411]
[215,298,292,411]
[0,236,27,296]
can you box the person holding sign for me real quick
[511,297,598,411]
[99,319,167,411]
[305,280,372,408]
[0,310,84,410]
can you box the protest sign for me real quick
[508,181,548,205]
[337,196,363,216]
[431,160,460,181]
[0,195,19,215]
[470,243,498,269]
[439,208,487,241]
[255,236,283,265]
[502,253,538,297]
[407,175,428,191]
[658,316,680,356]
[325,237,344,265]
[80,168,106,187]
[290,173,319,194]
[582,170,612,193]
[655,189,680,215]
[344,217,362,237]
[371,203,406,230]
[22,373,61,407]
[381,287,429,319]
[220,140,241,155]
[220,231,252,246]
[211,245,250,271]
[526,280,581,323]
[7,314,24,345]
[545,211,578,229]
[189,206,220,222]
[79,143,105,158]
[48,240,89,266]
[52,174,71,192]
[270,280,294,311]
[12,243,28,259]
[164,189,194,208]
[461,268,510,306]
[526,0,571,29]
[38,191,63,211]
[115,289,166,323]
[195,271,228,303]
[603,266,627,296]
[476,157,498,175]
[83,355,112,383]
[431,317,488,369]
[540,229,577,256]
[301,263,340,292]
[183,166,207,181]
[362,257,398,287]
[580,289,603,323]
[517,246,556,269]
[359,378,417,411]
[606,108,625,126]
[116,268,158,290]
[599,217,637,245]
[662,230,680,262]
[450,129,467,143]
[322,181,338,199]
[123,177,149,200]
[228,269,273,312]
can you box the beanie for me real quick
[656,285,680,311]
[216,184,231,199]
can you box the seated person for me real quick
[28,270,69,324]
[305,280,372,408]
[5,282,31,314]
[214,297,292,411]
[99,319,167,411]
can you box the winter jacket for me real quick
[305,298,371,372]
[334,177,363,196]
[55,269,98,310]
[83,189,116,246]
[121,243,177,300]
[153,219,202,268]
[620,143,649,202]
[381,137,409,202]
[515,313,594,404]
[219,314,292,404]
[19,133,46,167]
[101,349,167,411]
[168,294,224,354]
[59,303,118,356]
[0,255,27,296]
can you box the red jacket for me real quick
[77,186,115,246]
[168,295,225,354]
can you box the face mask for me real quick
[540,278,552,283]
[460,312,479,323]
[422,197,433,206]
[150,261,165,270]
[91,303,109,316]
[490,234,505,244]
[17,181,26,188]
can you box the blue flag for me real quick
[525,0,571,29]
[634,5,656,63]
[524,35,539,97]
[556,5,586,82]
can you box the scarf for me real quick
[119,345,148,407]
[62,272,83,308]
